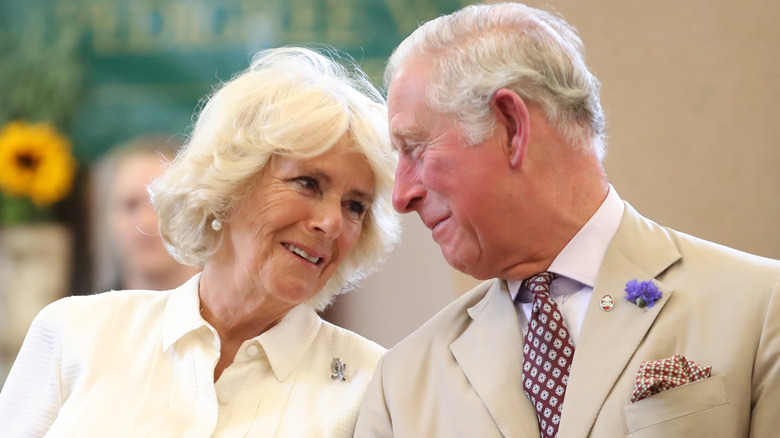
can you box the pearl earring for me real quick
[211,219,222,231]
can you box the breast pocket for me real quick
[623,375,728,434]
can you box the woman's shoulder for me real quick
[315,318,386,365]
[48,288,169,311]
[36,289,173,332]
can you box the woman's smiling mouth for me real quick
[283,243,322,264]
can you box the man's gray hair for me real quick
[385,2,607,160]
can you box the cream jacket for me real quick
[355,203,780,437]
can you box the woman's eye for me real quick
[295,176,319,192]
[118,198,141,214]
[346,200,367,218]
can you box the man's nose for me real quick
[392,156,425,213]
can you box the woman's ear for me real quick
[491,89,530,168]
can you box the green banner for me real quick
[0,0,471,162]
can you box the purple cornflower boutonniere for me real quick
[625,279,662,308]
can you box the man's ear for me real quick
[492,89,530,168]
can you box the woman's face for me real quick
[110,154,179,277]
[219,139,374,311]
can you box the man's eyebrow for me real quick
[390,124,426,141]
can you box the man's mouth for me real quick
[283,243,322,264]
[426,216,448,232]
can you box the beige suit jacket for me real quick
[355,203,780,437]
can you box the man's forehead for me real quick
[387,58,431,105]
[386,59,441,147]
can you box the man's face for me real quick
[387,59,514,279]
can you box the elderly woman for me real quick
[0,47,400,437]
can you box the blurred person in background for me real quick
[92,135,200,292]
[0,46,400,437]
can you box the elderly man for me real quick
[355,3,780,437]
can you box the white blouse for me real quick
[0,275,385,437]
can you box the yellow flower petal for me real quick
[0,121,76,206]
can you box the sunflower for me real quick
[0,121,76,206]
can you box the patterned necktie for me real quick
[521,272,575,438]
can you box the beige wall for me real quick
[554,0,780,261]
[329,0,780,347]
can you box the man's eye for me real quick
[407,144,425,161]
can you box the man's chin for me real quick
[443,253,475,278]
[443,252,497,281]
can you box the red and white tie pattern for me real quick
[522,272,574,438]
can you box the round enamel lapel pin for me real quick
[600,294,615,311]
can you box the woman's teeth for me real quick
[283,243,321,263]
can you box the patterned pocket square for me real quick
[631,354,712,403]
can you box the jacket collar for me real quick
[451,280,542,438]
[558,202,681,437]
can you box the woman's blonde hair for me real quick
[150,46,400,310]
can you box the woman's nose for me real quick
[311,200,343,238]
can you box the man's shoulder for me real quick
[383,279,497,360]
[667,227,780,272]
[618,201,780,275]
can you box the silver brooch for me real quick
[330,357,346,380]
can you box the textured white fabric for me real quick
[0,274,385,437]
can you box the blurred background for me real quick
[1,0,778,386]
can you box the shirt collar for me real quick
[548,184,624,286]
[162,273,209,351]
[508,185,624,295]
[162,273,322,382]
[256,303,321,382]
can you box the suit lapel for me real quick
[558,203,681,437]
[450,280,540,438]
